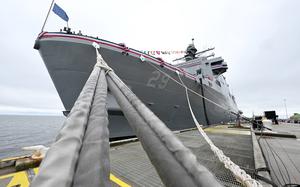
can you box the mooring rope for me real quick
[31,54,111,187]
[175,71,262,187]
[147,62,234,114]
[96,43,222,187]
[147,61,264,129]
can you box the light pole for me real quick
[284,99,288,121]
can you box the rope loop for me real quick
[95,62,113,74]
[93,43,113,74]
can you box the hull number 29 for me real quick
[147,70,169,89]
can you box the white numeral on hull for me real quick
[147,70,169,89]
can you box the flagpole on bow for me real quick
[41,0,55,32]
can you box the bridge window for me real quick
[196,69,202,75]
[211,60,223,66]
[215,80,221,87]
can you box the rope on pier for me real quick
[143,59,262,187]
[176,72,262,187]
[31,50,111,187]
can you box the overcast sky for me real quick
[0,0,299,118]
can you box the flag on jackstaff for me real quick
[52,3,69,22]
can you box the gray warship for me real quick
[34,28,239,139]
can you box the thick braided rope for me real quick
[176,72,262,187]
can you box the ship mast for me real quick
[41,0,55,32]
[173,38,215,62]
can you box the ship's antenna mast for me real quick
[41,0,55,32]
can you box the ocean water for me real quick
[0,115,65,159]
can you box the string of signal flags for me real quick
[142,50,186,55]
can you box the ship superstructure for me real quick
[174,43,237,110]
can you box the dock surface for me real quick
[110,126,255,187]
[258,123,300,186]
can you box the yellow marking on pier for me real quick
[33,167,39,175]
[0,171,29,187]
[110,173,132,187]
[0,167,131,187]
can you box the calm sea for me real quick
[0,115,65,159]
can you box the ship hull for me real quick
[36,32,238,138]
